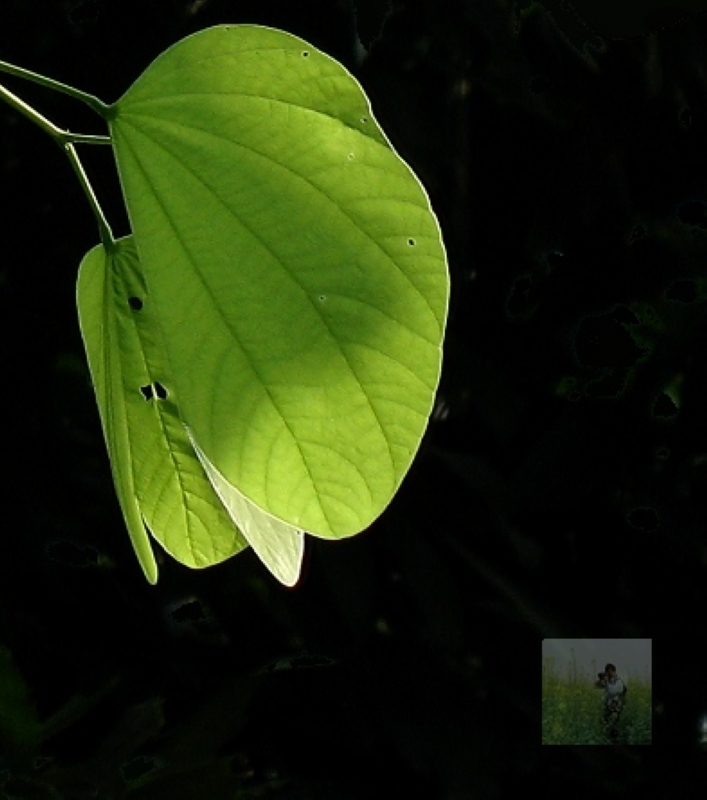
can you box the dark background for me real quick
[2,0,707,796]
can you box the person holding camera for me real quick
[595,663,627,741]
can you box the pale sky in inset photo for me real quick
[542,638,652,683]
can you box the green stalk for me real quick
[0,62,114,243]
[0,80,110,145]
[65,143,115,248]
[0,58,109,117]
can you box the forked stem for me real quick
[0,80,110,145]
[0,62,114,245]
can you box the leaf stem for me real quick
[0,64,114,243]
[0,80,110,145]
[0,58,109,117]
[65,143,115,248]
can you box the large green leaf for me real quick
[76,236,250,582]
[107,24,449,538]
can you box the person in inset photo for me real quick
[595,663,627,742]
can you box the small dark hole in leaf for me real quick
[407,238,416,246]
[361,117,368,123]
[141,382,168,400]
[128,296,143,311]
[302,51,309,57]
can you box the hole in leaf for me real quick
[318,295,326,302]
[140,382,168,401]
[407,238,416,246]
[128,296,143,311]
[361,117,368,123]
[302,50,309,57]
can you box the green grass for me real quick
[542,654,652,745]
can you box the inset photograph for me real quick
[542,638,652,745]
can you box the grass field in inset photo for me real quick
[542,653,652,745]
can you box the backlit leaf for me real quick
[107,24,449,539]
[76,236,248,581]
[187,427,304,586]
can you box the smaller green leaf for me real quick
[187,428,304,586]
[77,237,248,581]
[77,239,157,583]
